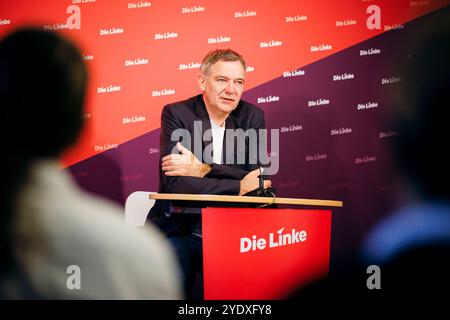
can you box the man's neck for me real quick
[202,96,229,127]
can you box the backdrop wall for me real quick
[1,0,449,255]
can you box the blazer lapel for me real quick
[194,96,213,163]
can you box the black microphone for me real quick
[258,167,264,190]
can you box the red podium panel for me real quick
[202,208,332,300]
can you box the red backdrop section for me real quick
[0,0,447,167]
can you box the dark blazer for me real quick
[150,94,267,235]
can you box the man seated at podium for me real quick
[148,49,273,298]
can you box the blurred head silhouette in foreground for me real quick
[0,28,87,280]
[364,12,450,264]
[0,28,181,299]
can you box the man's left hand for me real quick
[162,142,212,177]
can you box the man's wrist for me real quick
[238,180,244,196]
[200,163,213,177]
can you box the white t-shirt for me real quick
[210,119,226,165]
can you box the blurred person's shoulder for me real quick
[14,160,182,299]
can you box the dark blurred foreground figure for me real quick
[291,11,450,304]
[0,28,182,299]
[361,14,450,301]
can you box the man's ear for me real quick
[198,73,206,91]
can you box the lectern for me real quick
[149,193,343,300]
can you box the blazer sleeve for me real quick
[205,163,249,180]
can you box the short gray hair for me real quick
[200,49,246,75]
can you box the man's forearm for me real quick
[165,175,241,195]
[206,163,249,180]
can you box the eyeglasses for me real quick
[204,76,245,90]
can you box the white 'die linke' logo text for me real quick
[170,121,280,175]
[155,32,178,40]
[308,98,330,107]
[306,153,327,162]
[182,5,205,14]
[281,124,302,133]
[0,18,11,25]
[283,69,305,78]
[240,227,307,253]
[355,155,376,164]
[381,76,401,85]
[208,36,231,44]
[384,23,404,31]
[179,62,201,70]
[152,88,175,96]
[331,127,352,136]
[66,265,81,290]
[360,48,381,56]
[234,10,257,18]
[286,14,307,23]
[123,115,146,124]
[125,58,149,67]
[100,27,124,36]
[257,95,280,104]
[97,85,121,93]
[260,40,282,48]
[333,73,354,81]
[311,44,332,52]
[95,143,118,152]
[366,5,381,30]
[336,19,357,27]
[73,0,96,4]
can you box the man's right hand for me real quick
[239,169,272,196]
